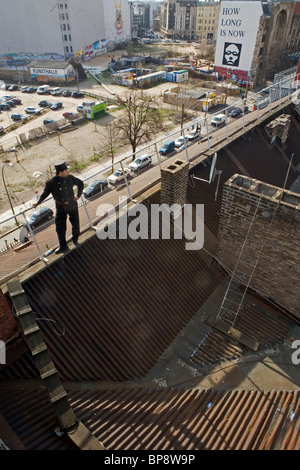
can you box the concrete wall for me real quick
[216,174,300,318]
[0,0,131,59]
[0,0,64,57]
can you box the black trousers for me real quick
[55,205,80,248]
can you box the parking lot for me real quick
[0,86,89,139]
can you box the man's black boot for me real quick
[55,246,69,255]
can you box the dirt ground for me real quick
[0,42,213,215]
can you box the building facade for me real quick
[130,0,159,35]
[160,0,219,40]
[0,0,131,65]
[214,1,300,86]
[196,1,220,42]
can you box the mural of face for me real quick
[222,42,242,67]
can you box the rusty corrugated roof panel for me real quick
[0,386,299,450]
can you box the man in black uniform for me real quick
[33,162,84,254]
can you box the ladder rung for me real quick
[50,391,67,404]
[32,344,48,356]
[40,368,57,380]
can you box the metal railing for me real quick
[0,69,299,260]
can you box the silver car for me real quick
[129,155,152,172]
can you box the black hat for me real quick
[54,162,68,173]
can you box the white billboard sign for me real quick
[214,1,263,81]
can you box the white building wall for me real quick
[0,0,131,59]
[67,0,106,54]
[103,0,131,49]
[0,0,64,58]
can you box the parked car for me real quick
[11,113,27,121]
[37,85,50,95]
[24,106,42,114]
[211,113,226,127]
[107,169,130,185]
[63,111,76,118]
[228,107,248,118]
[23,207,54,230]
[8,84,18,91]
[6,100,16,107]
[159,140,176,155]
[50,87,63,96]
[72,91,84,98]
[26,87,37,93]
[186,129,200,140]
[43,118,55,125]
[0,126,4,134]
[0,104,10,110]
[62,90,72,97]
[76,105,84,113]
[51,102,63,110]
[175,136,185,148]
[20,86,29,92]
[11,98,22,105]
[83,180,108,199]
[39,100,52,108]
[129,154,152,172]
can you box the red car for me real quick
[63,112,76,118]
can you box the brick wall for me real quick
[216,174,300,317]
[160,159,190,209]
[0,288,19,343]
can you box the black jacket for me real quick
[37,175,84,211]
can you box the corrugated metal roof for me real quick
[21,232,219,381]
[0,386,299,450]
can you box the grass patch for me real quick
[89,153,103,163]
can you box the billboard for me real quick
[214,1,263,81]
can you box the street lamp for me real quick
[2,163,18,225]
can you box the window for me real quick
[66,13,69,20]
[61,13,65,20]
[70,46,73,52]
[68,24,70,30]
[60,4,63,8]
[63,24,66,30]
[64,34,68,41]
[65,46,69,52]
[65,3,68,8]
[69,34,72,41]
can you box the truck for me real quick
[37,85,50,95]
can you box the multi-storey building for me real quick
[161,0,219,40]
[130,0,159,35]
[196,1,220,42]
[0,0,131,64]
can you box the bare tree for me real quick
[102,121,120,172]
[115,89,163,160]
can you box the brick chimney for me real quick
[160,159,189,210]
[216,174,300,318]
[265,113,291,144]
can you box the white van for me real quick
[37,85,50,95]
[211,113,227,127]
[50,87,63,96]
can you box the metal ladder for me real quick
[215,195,279,329]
